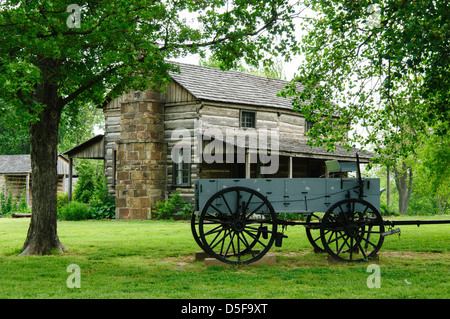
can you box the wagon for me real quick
[191,155,450,264]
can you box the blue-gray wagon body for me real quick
[195,177,381,214]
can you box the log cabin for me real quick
[65,62,373,219]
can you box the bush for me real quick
[88,173,115,220]
[73,160,104,204]
[0,188,13,216]
[58,201,90,221]
[154,192,193,220]
[89,195,115,220]
[380,203,400,217]
[57,193,69,211]
[1,187,29,216]
[72,159,115,219]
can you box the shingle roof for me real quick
[169,62,300,110]
[0,155,30,174]
[0,155,71,175]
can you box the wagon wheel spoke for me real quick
[198,187,277,264]
[242,229,269,250]
[204,224,226,237]
[220,194,233,215]
[245,201,266,220]
[209,228,228,251]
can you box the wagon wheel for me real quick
[320,198,385,262]
[191,211,206,251]
[198,186,277,264]
[305,213,326,253]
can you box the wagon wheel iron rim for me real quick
[198,186,277,264]
[305,213,326,253]
[320,199,385,262]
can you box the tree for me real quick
[0,0,301,255]
[392,158,413,215]
[412,130,450,215]
[282,0,449,167]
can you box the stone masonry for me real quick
[115,90,166,219]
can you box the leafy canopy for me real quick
[282,0,449,166]
[0,0,300,123]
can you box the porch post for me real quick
[288,156,293,178]
[386,169,390,206]
[245,150,251,179]
[26,173,30,208]
[68,157,73,202]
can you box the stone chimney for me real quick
[115,90,166,219]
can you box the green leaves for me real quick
[284,0,449,166]
[1,0,300,119]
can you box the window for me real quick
[172,148,191,186]
[240,111,256,128]
[306,121,314,133]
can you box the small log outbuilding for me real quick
[0,154,72,207]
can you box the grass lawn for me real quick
[0,216,449,299]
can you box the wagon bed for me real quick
[195,177,381,215]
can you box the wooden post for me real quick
[288,156,293,178]
[386,169,390,206]
[26,173,30,208]
[68,157,73,202]
[245,150,251,179]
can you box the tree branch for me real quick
[59,66,119,109]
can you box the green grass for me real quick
[0,216,449,299]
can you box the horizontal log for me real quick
[12,213,32,218]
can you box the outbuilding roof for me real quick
[169,61,300,110]
[0,155,31,174]
[0,154,71,175]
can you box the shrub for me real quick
[73,159,104,204]
[380,203,400,217]
[16,188,28,212]
[88,173,115,220]
[0,188,13,216]
[72,159,115,219]
[1,188,30,216]
[154,192,193,220]
[90,195,115,220]
[58,201,90,221]
[57,193,69,211]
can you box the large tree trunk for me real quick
[20,81,66,255]
[394,163,413,216]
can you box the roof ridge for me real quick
[169,60,289,83]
